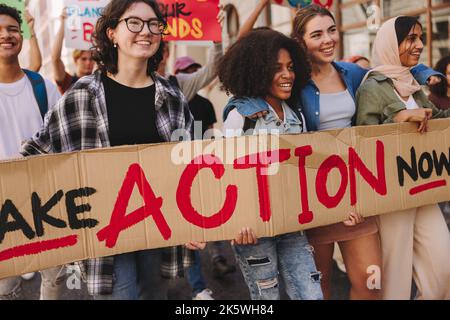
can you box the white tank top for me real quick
[318,89,355,131]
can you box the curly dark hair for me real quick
[92,0,166,75]
[218,28,311,105]
[0,4,22,26]
[430,55,450,97]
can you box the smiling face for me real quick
[107,2,161,65]
[398,23,424,67]
[265,48,295,108]
[302,15,338,65]
[0,14,22,62]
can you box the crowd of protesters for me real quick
[0,0,449,300]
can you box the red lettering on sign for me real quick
[409,179,447,195]
[349,140,387,205]
[83,22,94,43]
[294,146,314,224]
[316,155,348,208]
[0,235,77,263]
[177,154,237,229]
[234,149,291,222]
[97,164,170,248]
[160,0,221,41]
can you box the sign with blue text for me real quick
[64,0,109,50]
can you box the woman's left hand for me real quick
[343,212,365,227]
[427,76,442,86]
[213,5,224,44]
[216,4,225,28]
[25,10,35,32]
[185,241,206,250]
[231,227,258,245]
[393,108,432,133]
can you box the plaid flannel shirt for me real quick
[21,70,195,296]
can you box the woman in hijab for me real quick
[356,16,450,300]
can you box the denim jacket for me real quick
[254,103,304,134]
[225,62,443,132]
[223,96,305,134]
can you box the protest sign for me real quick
[64,0,109,50]
[1,120,450,279]
[158,0,221,41]
[2,0,31,39]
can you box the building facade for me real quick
[338,0,450,67]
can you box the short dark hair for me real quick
[0,4,22,26]
[218,28,311,106]
[92,0,166,75]
[430,55,450,97]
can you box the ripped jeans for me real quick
[233,231,323,300]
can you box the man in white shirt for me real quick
[0,4,65,300]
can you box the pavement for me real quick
[19,241,349,300]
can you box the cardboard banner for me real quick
[64,0,109,50]
[1,120,450,279]
[2,0,31,39]
[157,0,221,41]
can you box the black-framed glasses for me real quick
[118,17,167,35]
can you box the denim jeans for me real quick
[93,248,168,300]
[0,266,66,300]
[186,250,207,296]
[233,231,323,300]
[208,241,227,261]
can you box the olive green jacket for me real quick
[356,72,450,126]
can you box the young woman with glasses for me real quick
[22,0,204,300]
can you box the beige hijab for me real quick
[363,16,421,97]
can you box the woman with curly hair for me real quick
[21,0,203,300]
[219,28,323,300]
